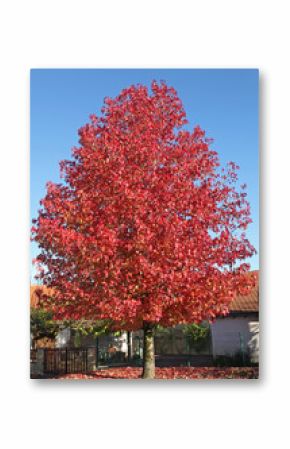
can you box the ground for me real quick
[48,366,259,380]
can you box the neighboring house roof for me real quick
[229,270,259,313]
[30,285,54,308]
[30,270,259,314]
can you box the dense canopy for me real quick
[32,81,256,330]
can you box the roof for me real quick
[229,270,259,313]
[30,270,259,314]
[30,285,54,308]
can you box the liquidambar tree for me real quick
[32,81,256,379]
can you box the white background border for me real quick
[0,1,288,448]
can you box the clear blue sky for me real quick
[30,69,259,279]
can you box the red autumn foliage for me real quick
[32,81,256,329]
[49,367,258,380]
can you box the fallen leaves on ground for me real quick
[50,366,258,380]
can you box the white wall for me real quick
[55,327,71,348]
[210,315,259,362]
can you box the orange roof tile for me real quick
[229,271,259,313]
[30,285,54,308]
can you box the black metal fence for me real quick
[42,346,140,375]
[35,347,215,377]
[44,348,89,375]
[38,329,214,375]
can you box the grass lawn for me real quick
[50,366,259,380]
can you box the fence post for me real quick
[31,349,45,377]
[239,332,245,365]
[127,331,132,363]
[96,337,99,368]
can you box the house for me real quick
[30,270,259,365]
[211,270,259,363]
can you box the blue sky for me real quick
[30,69,259,279]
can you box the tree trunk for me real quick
[142,323,155,379]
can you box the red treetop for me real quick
[32,81,256,329]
